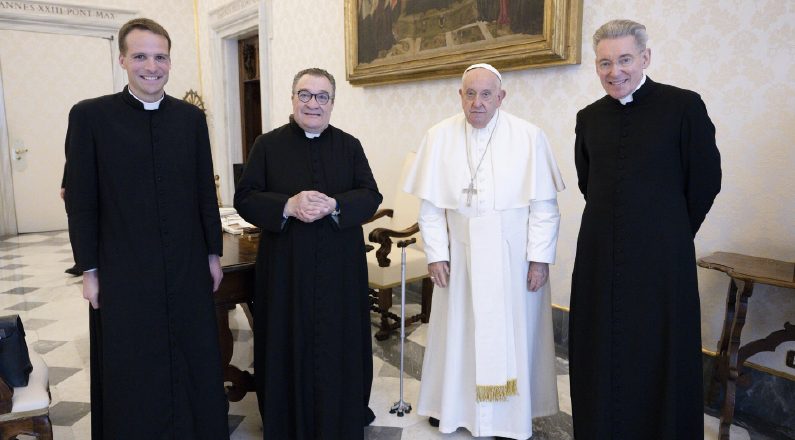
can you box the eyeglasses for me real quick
[463,89,497,103]
[597,52,643,72]
[296,90,332,105]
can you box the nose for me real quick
[144,56,157,71]
[305,96,322,107]
[472,95,485,108]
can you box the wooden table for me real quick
[698,252,795,439]
[216,233,258,401]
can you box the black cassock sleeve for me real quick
[331,136,382,229]
[574,110,589,200]
[679,94,721,236]
[234,136,292,233]
[195,113,223,256]
[64,104,99,271]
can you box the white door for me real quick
[0,30,114,233]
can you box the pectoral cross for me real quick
[462,181,477,207]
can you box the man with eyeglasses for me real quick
[569,19,721,439]
[403,63,565,439]
[235,67,382,439]
[65,18,229,439]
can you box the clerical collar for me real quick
[619,74,647,105]
[128,88,164,110]
[305,131,321,139]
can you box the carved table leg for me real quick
[709,280,738,405]
[375,288,394,341]
[216,304,234,373]
[719,279,754,440]
[216,304,255,402]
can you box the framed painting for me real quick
[344,0,583,86]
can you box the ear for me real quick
[118,53,125,67]
[496,89,507,106]
[641,48,651,69]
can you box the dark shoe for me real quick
[428,417,439,427]
[65,265,82,276]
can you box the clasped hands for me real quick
[284,190,336,223]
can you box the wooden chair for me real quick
[366,151,433,340]
[0,349,53,440]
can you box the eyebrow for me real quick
[598,53,634,61]
[130,52,170,57]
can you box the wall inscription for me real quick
[0,1,118,21]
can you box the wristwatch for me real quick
[331,202,340,216]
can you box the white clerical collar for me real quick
[304,131,321,138]
[466,109,500,138]
[619,74,647,105]
[128,88,164,110]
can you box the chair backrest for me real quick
[391,151,422,231]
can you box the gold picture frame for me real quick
[345,0,583,86]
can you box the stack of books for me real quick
[219,207,258,235]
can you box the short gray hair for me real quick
[592,19,648,53]
[291,68,336,100]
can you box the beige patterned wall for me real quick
[259,0,795,373]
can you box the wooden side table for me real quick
[697,252,795,439]
[217,233,258,402]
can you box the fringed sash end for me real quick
[475,378,517,402]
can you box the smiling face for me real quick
[595,35,650,100]
[459,68,505,129]
[291,74,334,134]
[119,29,171,102]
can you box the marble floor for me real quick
[0,231,771,439]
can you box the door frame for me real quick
[0,2,137,236]
[208,0,273,206]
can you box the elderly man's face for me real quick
[595,35,650,100]
[292,74,334,134]
[459,68,505,129]
[119,29,171,102]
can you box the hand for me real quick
[284,191,336,223]
[527,261,549,292]
[209,254,223,292]
[428,261,450,288]
[83,270,100,309]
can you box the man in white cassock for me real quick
[403,64,565,439]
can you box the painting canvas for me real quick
[345,0,583,86]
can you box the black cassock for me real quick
[234,119,382,439]
[65,88,229,439]
[570,78,721,439]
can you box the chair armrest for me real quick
[0,376,13,415]
[368,223,420,267]
[364,209,394,225]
